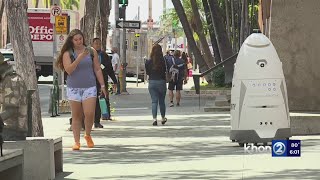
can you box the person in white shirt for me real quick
[111,47,121,94]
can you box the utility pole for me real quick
[148,0,153,55]
[115,0,120,53]
[162,0,167,54]
[121,5,128,93]
[149,0,152,26]
[136,6,140,87]
[51,0,62,98]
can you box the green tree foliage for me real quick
[212,66,225,87]
[32,0,80,10]
[61,0,80,10]
[167,0,260,84]
[161,0,207,40]
[162,0,260,50]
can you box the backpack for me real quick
[64,46,95,82]
[168,57,179,82]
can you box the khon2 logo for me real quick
[272,140,301,157]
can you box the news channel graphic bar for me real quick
[272,140,301,157]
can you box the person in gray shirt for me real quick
[55,29,107,150]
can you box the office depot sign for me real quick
[28,13,53,41]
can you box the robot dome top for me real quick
[245,33,271,48]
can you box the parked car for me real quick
[0,49,41,77]
[1,49,15,70]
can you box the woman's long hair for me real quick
[182,52,188,64]
[55,29,86,70]
[150,44,164,71]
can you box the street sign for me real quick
[55,16,68,34]
[51,5,61,16]
[57,34,67,51]
[50,5,61,23]
[116,20,141,29]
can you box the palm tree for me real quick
[225,0,231,41]
[190,0,214,68]
[0,0,5,23]
[95,4,101,40]
[240,0,249,45]
[38,0,80,10]
[202,0,221,63]
[208,0,234,83]
[99,0,111,51]
[171,0,209,73]
[32,0,40,8]
[62,0,80,10]
[5,0,43,137]
[231,0,237,51]
[43,0,49,8]
[82,0,98,45]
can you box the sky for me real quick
[109,0,174,24]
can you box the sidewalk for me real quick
[41,81,320,180]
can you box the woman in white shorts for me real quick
[55,29,107,150]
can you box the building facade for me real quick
[260,0,320,111]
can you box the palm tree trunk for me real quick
[171,0,209,72]
[35,0,39,8]
[6,23,10,44]
[0,0,5,23]
[240,0,250,45]
[83,0,98,46]
[240,0,244,46]
[95,5,101,39]
[250,0,254,33]
[231,0,236,52]
[0,0,4,46]
[202,0,221,63]
[236,0,240,51]
[99,0,110,51]
[5,0,43,136]
[208,0,235,83]
[225,0,231,41]
[190,0,214,68]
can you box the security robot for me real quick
[230,33,291,146]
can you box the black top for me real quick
[145,59,166,80]
[96,50,118,87]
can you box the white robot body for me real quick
[230,33,291,144]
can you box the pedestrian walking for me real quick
[55,29,107,150]
[111,47,121,95]
[92,38,118,128]
[167,50,187,107]
[145,44,168,126]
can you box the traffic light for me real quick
[118,0,128,5]
[119,5,126,19]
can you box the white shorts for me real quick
[67,86,97,102]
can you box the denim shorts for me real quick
[67,86,97,102]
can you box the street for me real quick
[1,0,320,179]
[37,81,320,180]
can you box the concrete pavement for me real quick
[39,81,320,180]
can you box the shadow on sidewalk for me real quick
[60,114,244,167]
